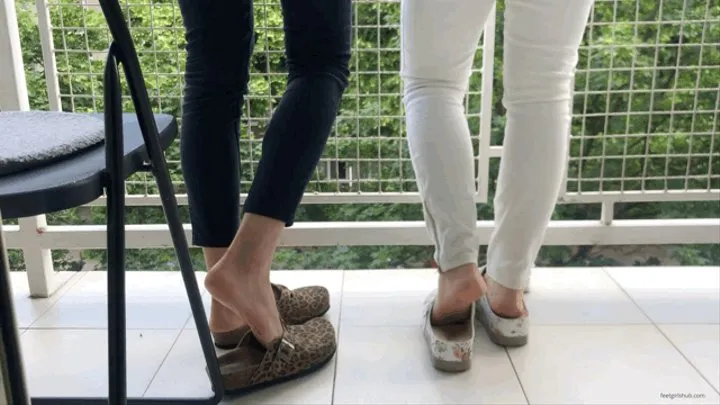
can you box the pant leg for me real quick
[242,0,352,225]
[487,0,595,289]
[178,0,254,247]
[401,0,496,271]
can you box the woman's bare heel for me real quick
[424,292,475,372]
[475,295,529,347]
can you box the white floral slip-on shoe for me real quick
[475,294,529,347]
[423,291,475,372]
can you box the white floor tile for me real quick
[606,267,719,324]
[659,324,720,392]
[333,325,526,405]
[144,329,336,405]
[15,267,720,405]
[509,325,720,404]
[21,329,178,398]
[142,329,218,399]
[32,271,205,329]
[185,293,212,330]
[341,269,436,326]
[11,271,78,328]
[525,267,650,325]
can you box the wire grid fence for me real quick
[36,0,719,203]
[569,0,719,195]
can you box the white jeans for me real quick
[401,0,595,289]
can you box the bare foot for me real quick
[486,277,527,318]
[203,247,248,334]
[205,258,283,347]
[204,213,287,347]
[432,263,487,324]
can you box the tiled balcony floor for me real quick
[10,266,720,404]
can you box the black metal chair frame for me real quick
[0,1,224,404]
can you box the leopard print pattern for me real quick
[275,284,331,325]
[249,317,337,386]
[212,283,330,349]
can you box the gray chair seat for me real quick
[0,111,106,177]
[0,112,177,219]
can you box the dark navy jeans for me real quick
[178,0,352,247]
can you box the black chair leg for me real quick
[104,44,128,405]
[117,56,224,405]
[133,93,226,402]
[111,32,224,400]
[106,44,224,404]
[30,43,222,405]
[0,211,31,405]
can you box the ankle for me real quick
[433,263,486,322]
[440,263,478,281]
[206,257,265,289]
[209,298,246,333]
[223,214,284,268]
[203,247,228,270]
[252,316,284,348]
[487,279,525,317]
[438,263,486,294]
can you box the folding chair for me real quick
[0,1,223,403]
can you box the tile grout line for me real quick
[141,327,186,398]
[505,277,531,404]
[24,269,92,330]
[25,270,207,331]
[651,323,720,396]
[140,271,209,398]
[331,269,346,405]
[504,346,531,405]
[602,266,720,396]
[601,266,659,326]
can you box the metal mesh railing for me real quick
[24,0,720,204]
[569,0,719,196]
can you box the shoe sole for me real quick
[475,303,528,347]
[432,357,471,372]
[220,346,337,397]
[213,304,332,350]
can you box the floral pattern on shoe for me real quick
[452,345,472,362]
[423,291,475,372]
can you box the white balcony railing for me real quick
[1,0,719,297]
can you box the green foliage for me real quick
[11,0,719,271]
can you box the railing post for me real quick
[0,0,29,109]
[18,218,56,298]
[0,0,59,298]
[601,201,614,226]
[36,0,62,111]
